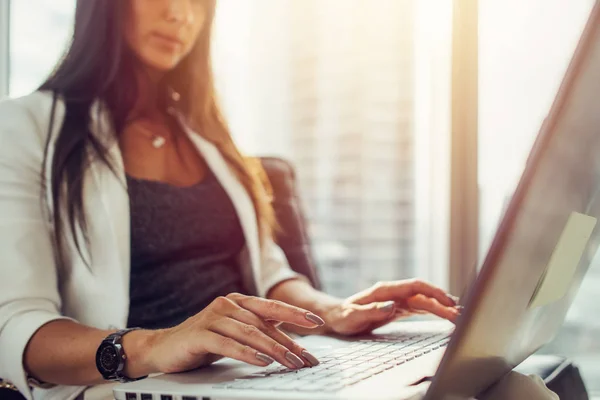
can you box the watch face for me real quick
[97,343,120,374]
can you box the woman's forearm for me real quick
[267,278,343,335]
[24,320,155,386]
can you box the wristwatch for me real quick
[95,328,148,383]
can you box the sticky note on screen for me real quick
[529,211,597,309]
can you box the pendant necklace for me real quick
[134,89,181,149]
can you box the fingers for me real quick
[401,280,457,307]
[357,280,457,308]
[333,302,397,335]
[199,330,277,368]
[406,294,459,322]
[207,317,310,369]
[349,296,458,335]
[209,294,321,367]
[370,301,397,318]
[257,321,319,367]
[227,307,320,367]
[225,293,325,329]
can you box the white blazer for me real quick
[0,91,301,400]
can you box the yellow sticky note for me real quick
[529,212,597,309]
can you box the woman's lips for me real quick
[152,32,184,49]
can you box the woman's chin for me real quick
[140,54,182,74]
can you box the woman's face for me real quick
[125,0,207,73]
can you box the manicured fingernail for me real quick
[256,352,275,365]
[305,313,325,326]
[285,351,305,368]
[301,350,320,367]
[378,301,395,312]
[447,294,460,304]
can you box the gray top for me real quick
[126,169,246,330]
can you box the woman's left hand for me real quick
[322,279,461,336]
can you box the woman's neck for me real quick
[130,66,166,120]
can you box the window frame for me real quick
[449,0,479,295]
[0,0,9,98]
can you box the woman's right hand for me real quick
[137,293,324,376]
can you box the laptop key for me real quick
[304,364,330,374]
[297,381,331,392]
[372,365,390,375]
[354,371,374,381]
[273,380,306,391]
[341,375,367,386]
[342,367,367,375]
[316,376,345,384]
[342,359,367,365]
[319,356,338,361]
[352,356,378,362]
[394,358,408,366]
[322,383,345,392]
[228,380,257,390]
[319,370,343,379]
[246,379,283,390]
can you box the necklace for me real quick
[130,89,181,148]
[149,132,167,149]
[130,106,179,148]
[152,136,167,149]
[134,124,169,148]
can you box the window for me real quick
[8,0,75,97]
[479,0,599,392]
[213,0,453,297]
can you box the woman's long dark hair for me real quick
[40,0,275,270]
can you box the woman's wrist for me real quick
[121,329,159,379]
[294,293,344,335]
[315,304,343,335]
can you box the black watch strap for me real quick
[106,327,141,345]
[96,327,148,383]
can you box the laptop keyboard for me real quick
[212,331,451,392]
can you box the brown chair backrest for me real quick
[259,157,322,290]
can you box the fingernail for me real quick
[285,351,306,368]
[305,313,325,326]
[256,352,275,365]
[378,301,395,312]
[447,294,460,304]
[301,350,320,367]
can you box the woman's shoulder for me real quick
[0,89,62,116]
[0,90,65,149]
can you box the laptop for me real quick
[115,3,600,399]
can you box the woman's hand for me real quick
[322,279,460,336]
[133,293,324,377]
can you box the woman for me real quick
[0,1,461,399]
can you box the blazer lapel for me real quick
[181,124,261,294]
[87,102,131,302]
